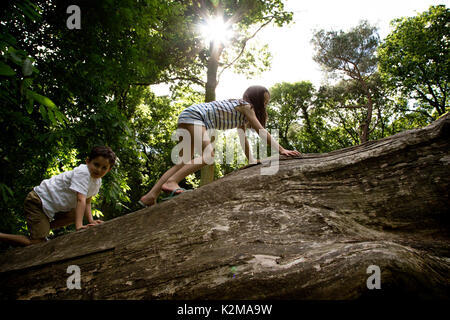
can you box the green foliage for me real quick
[312,20,380,79]
[0,0,70,237]
[267,81,315,150]
[0,0,205,236]
[214,129,249,175]
[231,43,272,79]
[311,21,397,143]
[378,5,449,118]
[267,10,446,153]
[168,0,293,97]
[0,0,447,243]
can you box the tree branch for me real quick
[217,17,274,82]
[337,104,366,109]
[417,64,443,114]
[413,85,439,111]
[133,75,205,88]
[336,109,359,144]
[399,107,435,121]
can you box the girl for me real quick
[139,85,300,207]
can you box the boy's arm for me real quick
[75,193,87,230]
[84,197,103,225]
[84,197,94,224]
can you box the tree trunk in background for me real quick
[205,41,222,103]
[201,41,224,186]
[0,114,449,299]
[359,80,374,143]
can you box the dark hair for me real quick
[88,146,116,167]
[242,85,269,128]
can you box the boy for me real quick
[0,146,116,246]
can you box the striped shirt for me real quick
[178,99,250,130]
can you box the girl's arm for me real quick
[237,124,258,164]
[236,104,301,157]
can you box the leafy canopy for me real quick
[378,5,449,117]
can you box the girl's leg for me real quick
[140,162,185,205]
[161,125,213,191]
[160,158,208,191]
[140,124,204,206]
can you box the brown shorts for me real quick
[24,190,51,240]
[24,190,74,240]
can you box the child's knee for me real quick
[27,213,50,241]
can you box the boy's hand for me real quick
[76,223,96,231]
[76,220,103,231]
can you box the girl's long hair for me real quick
[242,85,269,128]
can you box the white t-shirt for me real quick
[34,164,102,221]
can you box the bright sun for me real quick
[199,16,233,45]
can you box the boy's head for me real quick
[86,146,116,179]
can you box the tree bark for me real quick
[204,41,222,103]
[0,114,449,300]
[360,83,373,143]
[201,40,224,186]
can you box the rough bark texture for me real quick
[201,40,223,186]
[1,114,449,300]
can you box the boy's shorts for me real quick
[24,190,51,240]
[24,190,74,240]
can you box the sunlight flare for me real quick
[199,16,233,46]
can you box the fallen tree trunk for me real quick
[0,114,449,300]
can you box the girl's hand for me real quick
[280,148,301,157]
[88,219,104,225]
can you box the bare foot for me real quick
[139,195,157,207]
[161,181,183,194]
